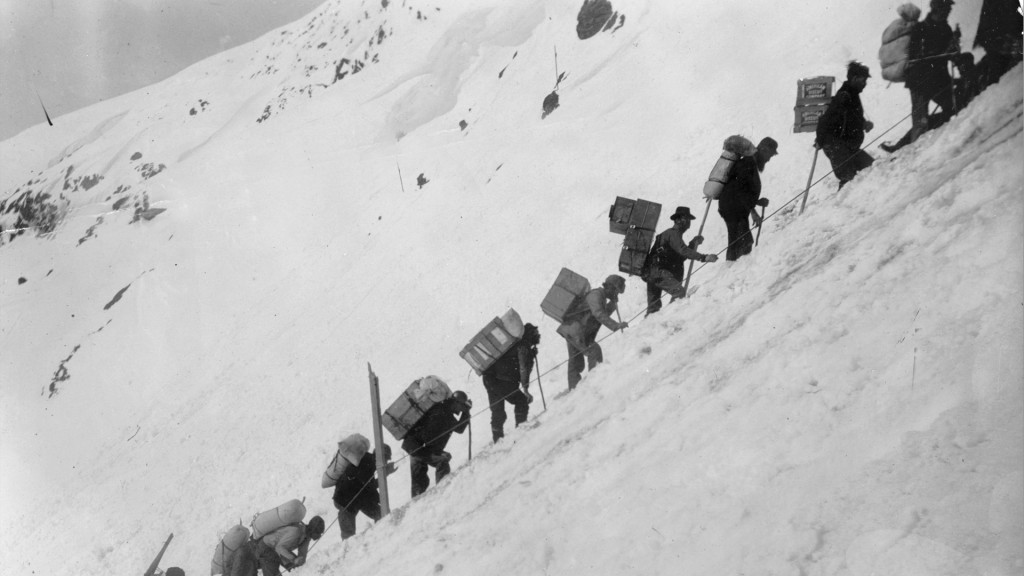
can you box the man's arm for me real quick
[585,290,621,331]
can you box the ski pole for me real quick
[755,205,766,247]
[682,198,712,297]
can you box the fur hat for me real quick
[847,60,871,79]
[603,274,626,294]
[523,323,541,345]
[897,2,922,21]
[723,135,757,157]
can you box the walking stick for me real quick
[682,198,713,297]
[798,146,821,214]
[143,533,173,576]
[467,418,472,461]
[755,205,766,247]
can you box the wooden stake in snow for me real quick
[799,146,820,214]
[367,363,391,516]
[143,533,173,576]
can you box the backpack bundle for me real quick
[879,3,922,82]
[703,135,757,200]
[321,433,371,488]
[382,376,453,440]
[210,524,250,576]
[251,498,307,540]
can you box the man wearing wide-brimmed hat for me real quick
[642,206,718,315]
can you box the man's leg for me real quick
[734,218,753,258]
[723,218,746,261]
[585,341,603,371]
[510,389,530,426]
[338,507,358,540]
[483,377,508,442]
[410,455,430,497]
[566,338,585,390]
[255,541,283,576]
[645,280,663,316]
[910,88,931,143]
[435,459,452,483]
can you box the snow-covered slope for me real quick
[1,0,1019,574]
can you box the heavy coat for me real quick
[332,452,382,512]
[483,340,535,386]
[717,155,762,220]
[906,14,956,92]
[401,399,469,459]
[647,227,704,278]
[816,81,868,148]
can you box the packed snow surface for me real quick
[0,0,1020,575]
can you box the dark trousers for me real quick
[566,335,602,390]
[410,454,451,497]
[228,540,282,576]
[483,376,529,442]
[721,215,754,261]
[910,84,956,143]
[338,496,381,540]
[645,269,686,315]
[821,141,874,188]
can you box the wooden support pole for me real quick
[143,533,173,576]
[799,146,820,214]
[367,363,390,517]
[682,198,713,298]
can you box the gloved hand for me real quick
[462,398,473,410]
[522,388,534,404]
[864,120,874,132]
[293,557,306,568]
[691,235,704,246]
[751,212,763,227]
[704,254,719,263]
[756,197,769,207]
[617,321,629,331]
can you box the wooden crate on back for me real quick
[609,196,661,277]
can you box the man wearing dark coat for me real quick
[644,206,718,315]
[481,323,540,442]
[906,0,961,142]
[816,61,875,189]
[717,137,777,261]
[402,391,471,497]
[331,446,396,540]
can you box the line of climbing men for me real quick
[188,2,1022,575]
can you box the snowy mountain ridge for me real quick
[1,0,1021,574]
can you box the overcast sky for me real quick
[0,0,325,141]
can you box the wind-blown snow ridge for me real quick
[0,0,1020,575]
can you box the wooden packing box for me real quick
[609,197,661,235]
[619,227,654,277]
[541,268,591,322]
[459,308,525,375]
